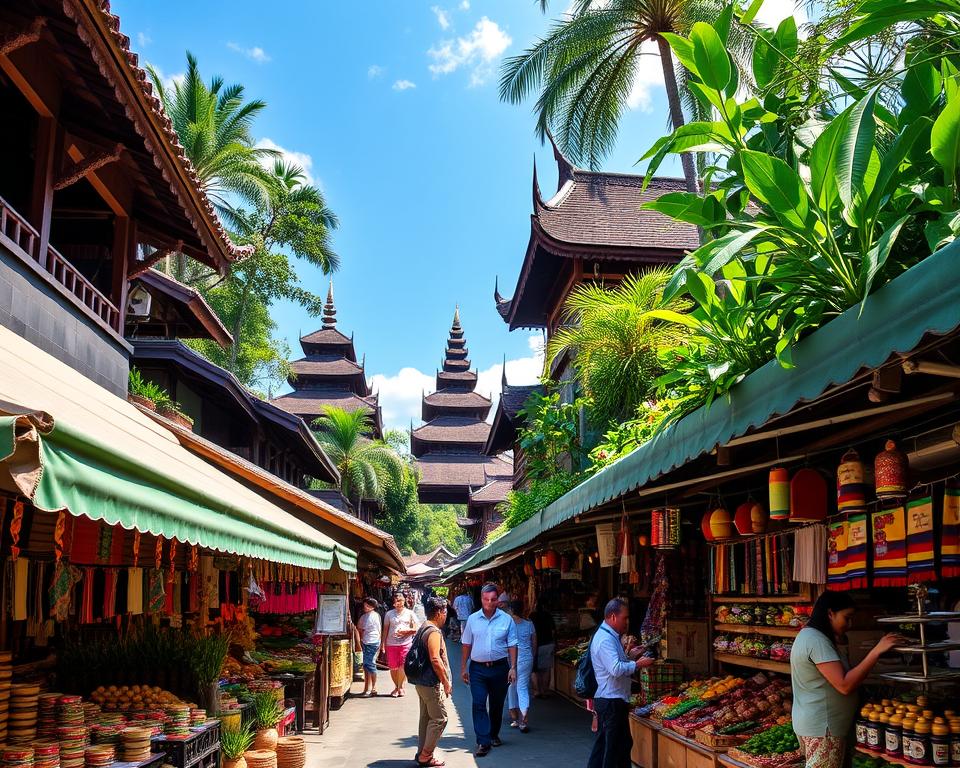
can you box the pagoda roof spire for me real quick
[322,279,337,329]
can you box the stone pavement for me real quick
[303,639,595,767]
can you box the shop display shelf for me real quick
[878,668,960,684]
[714,624,800,638]
[876,612,960,624]
[713,652,791,675]
[892,641,960,653]
[854,746,910,767]
[711,595,809,604]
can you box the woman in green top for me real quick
[790,591,904,768]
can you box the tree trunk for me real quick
[657,35,699,197]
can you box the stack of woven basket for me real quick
[275,737,305,768]
[243,749,278,768]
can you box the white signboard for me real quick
[316,594,347,635]
[596,523,618,568]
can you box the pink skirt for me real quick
[386,644,411,670]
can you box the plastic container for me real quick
[914,719,933,766]
[856,707,872,748]
[932,718,950,767]
[904,717,918,763]
[868,710,884,753]
[887,713,904,759]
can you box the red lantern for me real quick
[875,439,908,500]
[534,554,542,571]
[543,549,560,570]
[637,534,649,547]
[734,501,769,535]
[701,510,716,542]
[790,468,828,522]
[651,508,680,549]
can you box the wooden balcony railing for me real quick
[0,195,121,334]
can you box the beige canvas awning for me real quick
[0,325,356,570]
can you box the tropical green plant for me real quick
[313,407,408,511]
[147,52,277,224]
[128,368,172,408]
[500,0,753,193]
[250,691,284,730]
[406,504,468,555]
[545,268,691,428]
[637,5,960,418]
[588,398,679,472]
[516,388,589,479]
[220,724,256,761]
[190,633,229,690]
[489,471,582,539]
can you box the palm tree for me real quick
[545,267,690,428]
[313,407,408,513]
[147,52,277,222]
[500,0,748,194]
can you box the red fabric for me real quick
[69,517,100,564]
[81,567,95,623]
[254,583,319,615]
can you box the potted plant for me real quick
[220,724,255,768]
[127,368,170,412]
[190,633,229,713]
[157,401,195,431]
[250,691,284,751]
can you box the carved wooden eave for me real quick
[54,142,124,191]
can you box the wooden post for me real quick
[112,216,133,332]
[30,117,58,267]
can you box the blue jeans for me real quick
[469,659,509,746]
[361,643,379,673]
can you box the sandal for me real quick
[417,758,445,767]
[398,688,406,697]
[509,721,518,728]
[390,690,400,698]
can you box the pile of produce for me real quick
[221,656,266,682]
[715,604,810,627]
[89,685,184,712]
[728,724,803,768]
[713,635,793,661]
[555,639,590,665]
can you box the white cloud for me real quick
[227,42,271,63]
[256,138,315,185]
[753,0,808,28]
[460,0,470,9]
[626,41,664,112]
[370,334,543,432]
[368,64,385,79]
[136,32,151,48]
[393,79,417,91]
[432,5,452,29]
[428,16,512,86]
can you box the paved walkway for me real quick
[303,639,594,767]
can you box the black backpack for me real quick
[404,625,440,686]
[574,631,599,699]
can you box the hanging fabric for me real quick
[54,511,66,562]
[80,567,96,623]
[942,479,960,578]
[127,567,144,615]
[49,561,81,621]
[147,570,165,613]
[827,519,850,589]
[103,570,117,620]
[12,557,29,620]
[905,496,936,582]
[10,500,24,561]
[845,514,869,588]
[872,506,908,586]
[794,525,828,585]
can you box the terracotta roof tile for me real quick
[536,172,699,251]
[290,356,365,377]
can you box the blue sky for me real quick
[115,0,798,430]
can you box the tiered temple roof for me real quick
[270,282,383,438]
[413,310,508,504]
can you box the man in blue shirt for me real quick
[588,598,652,768]
[460,583,518,757]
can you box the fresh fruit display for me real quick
[663,699,704,719]
[713,634,793,661]
[89,685,184,712]
[740,724,800,756]
[555,640,590,664]
[719,721,759,735]
[701,675,745,700]
[714,604,811,627]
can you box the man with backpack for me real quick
[587,598,653,768]
[405,597,453,767]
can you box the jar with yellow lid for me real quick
[914,719,933,766]
[932,718,950,767]
[867,709,884,752]
[887,712,905,759]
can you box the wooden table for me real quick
[629,714,659,768]
[658,723,722,768]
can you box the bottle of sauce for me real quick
[915,719,933,766]
[904,716,918,763]
[932,718,951,767]
[857,707,872,747]
[887,712,904,759]
[868,709,884,753]
[948,719,960,767]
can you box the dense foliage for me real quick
[516,388,589,479]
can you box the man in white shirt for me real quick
[460,583,518,757]
[588,598,653,768]
[452,591,474,640]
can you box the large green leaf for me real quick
[931,95,960,190]
[901,61,943,120]
[690,22,731,92]
[697,229,765,276]
[752,29,777,91]
[860,216,909,301]
[809,111,847,210]
[660,33,698,76]
[832,1,955,50]
[775,17,798,61]
[835,88,878,210]
[740,0,765,25]
[862,117,930,224]
[640,122,734,186]
[739,150,810,229]
[641,192,727,227]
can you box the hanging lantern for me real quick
[837,448,870,513]
[534,554,542,571]
[875,439,908,500]
[734,500,769,535]
[651,508,680,549]
[637,534,649,548]
[790,468,828,522]
[700,510,716,542]
[769,467,790,520]
[543,549,560,570]
[707,506,733,539]
[523,561,534,577]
